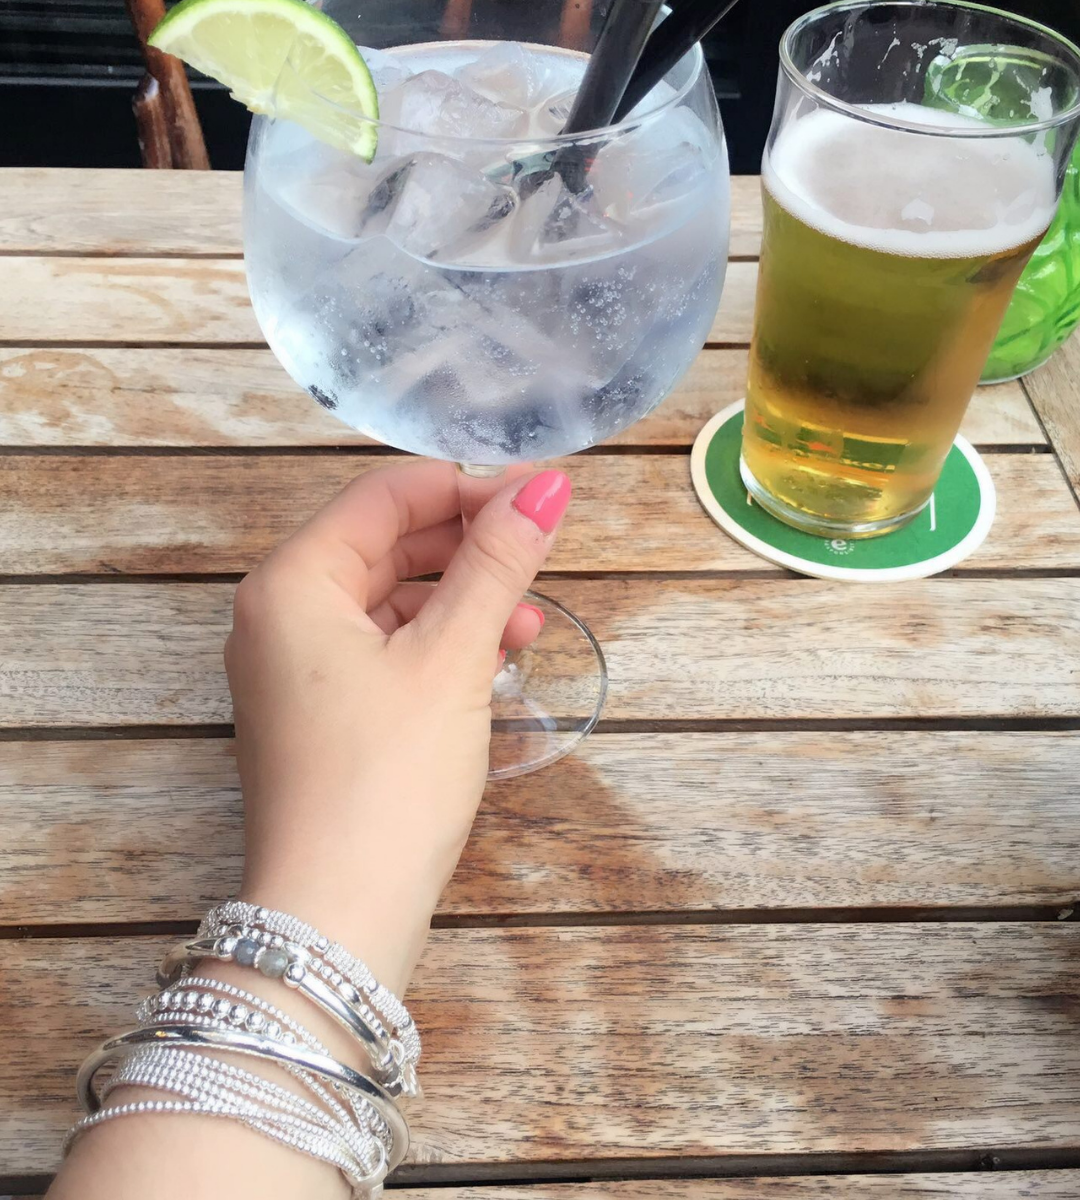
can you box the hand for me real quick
[224,461,572,995]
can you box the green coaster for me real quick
[690,401,996,582]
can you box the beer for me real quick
[743,102,1056,535]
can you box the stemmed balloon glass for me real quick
[244,0,730,776]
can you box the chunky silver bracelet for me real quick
[69,901,419,1198]
[157,935,416,1098]
[103,1045,380,1166]
[137,981,391,1145]
[200,902,421,1068]
[67,1078,385,1198]
[76,1024,410,1173]
[96,1046,385,1188]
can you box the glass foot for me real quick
[489,588,608,779]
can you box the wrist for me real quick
[236,867,434,998]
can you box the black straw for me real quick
[563,0,665,135]
[614,0,743,121]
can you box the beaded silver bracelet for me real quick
[69,1050,387,1198]
[76,1024,410,1173]
[103,1044,382,1169]
[200,902,421,1068]
[157,934,417,1098]
[136,980,391,1145]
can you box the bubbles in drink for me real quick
[245,40,729,463]
[745,99,1056,531]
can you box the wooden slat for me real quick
[0,258,756,346]
[11,1179,1080,1199]
[333,1179,1080,1198]
[0,171,765,259]
[10,1178,1080,1199]
[0,257,262,345]
[3,731,1078,924]
[0,170,242,257]
[0,346,1042,448]
[1,579,1079,728]
[4,925,1079,1174]
[1026,332,1080,502]
[0,450,1075,576]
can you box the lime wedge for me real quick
[149,0,379,160]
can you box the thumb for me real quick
[415,469,572,652]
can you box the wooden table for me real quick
[2,167,1080,1197]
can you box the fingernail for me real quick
[518,603,545,629]
[513,470,572,534]
[498,649,507,665]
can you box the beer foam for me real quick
[764,101,1057,258]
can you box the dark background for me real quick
[2,0,1079,174]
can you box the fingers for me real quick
[272,460,461,605]
[414,469,571,654]
[365,517,463,610]
[371,583,547,649]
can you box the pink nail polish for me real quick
[518,603,546,629]
[512,469,572,533]
[497,649,507,665]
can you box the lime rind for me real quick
[149,0,379,161]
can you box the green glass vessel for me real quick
[926,45,1080,381]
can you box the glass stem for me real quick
[457,462,507,533]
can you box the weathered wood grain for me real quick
[0,450,1073,576]
[0,258,756,346]
[2,731,1078,924]
[0,346,1041,449]
[0,257,262,344]
[9,1179,1080,1200]
[3,925,1079,1174]
[0,171,766,259]
[0,169,242,257]
[374,1179,1080,1198]
[9,1179,1080,1199]
[1,579,1079,727]
[1026,332,1080,502]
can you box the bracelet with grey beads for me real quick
[157,934,417,1097]
[201,902,421,1067]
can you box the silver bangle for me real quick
[76,1024,410,1172]
[157,936,416,1097]
[136,983,392,1144]
[93,1045,386,1188]
[201,902,420,1067]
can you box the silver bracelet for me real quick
[67,1081,386,1199]
[97,1046,384,1187]
[102,1045,379,1166]
[156,936,416,1097]
[200,902,421,1068]
[137,982,391,1144]
[76,1024,410,1173]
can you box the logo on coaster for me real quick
[690,401,996,582]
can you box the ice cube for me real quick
[534,88,575,136]
[380,70,529,141]
[509,175,622,262]
[267,147,397,241]
[386,152,516,259]
[589,107,713,222]
[357,44,412,92]
[458,42,557,110]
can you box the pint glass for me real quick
[742,1,1080,537]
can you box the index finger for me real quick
[273,459,462,603]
